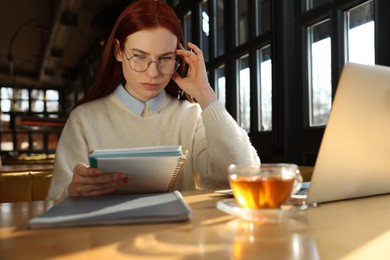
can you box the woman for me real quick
[47,0,260,202]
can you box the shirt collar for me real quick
[114,84,165,116]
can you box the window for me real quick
[13,89,29,112]
[0,86,62,155]
[175,0,272,159]
[214,0,224,57]
[31,89,45,113]
[237,54,251,132]
[307,19,332,126]
[235,0,249,46]
[305,0,375,127]
[292,0,382,165]
[1,87,12,113]
[257,45,272,131]
[345,0,374,65]
[256,0,271,35]
[46,90,60,114]
[215,65,226,107]
[173,0,386,165]
[200,0,210,62]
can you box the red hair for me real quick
[73,0,187,109]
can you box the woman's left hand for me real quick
[172,42,217,109]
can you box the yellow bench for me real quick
[0,171,52,203]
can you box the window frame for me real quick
[0,86,63,156]
[168,0,389,165]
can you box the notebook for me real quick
[305,63,390,204]
[29,191,192,229]
[88,145,187,194]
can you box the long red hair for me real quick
[73,0,187,109]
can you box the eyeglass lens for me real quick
[129,56,178,75]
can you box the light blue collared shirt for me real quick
[114,84,165,116]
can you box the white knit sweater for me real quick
[47,91,260,202]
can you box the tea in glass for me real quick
[228,164,302,209]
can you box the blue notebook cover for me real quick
[88,145,183,167]
[29,191,192,229]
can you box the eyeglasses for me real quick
[123,50,180,75]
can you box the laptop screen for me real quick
[306,63,390,204]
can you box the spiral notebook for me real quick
[88,145,187,194]
[29,191,192,229]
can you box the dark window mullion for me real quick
[207,0,216,89]
[331,8,346,99]
[375,0,390,66]
[224,0,238,119]
[248,0,257,133]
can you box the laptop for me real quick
[305,62,390,204]
[216,63,390,204]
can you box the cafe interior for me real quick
[1,0,390,259]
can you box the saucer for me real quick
[217,198,307,223]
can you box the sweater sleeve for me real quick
[46,110,90,202]
[192,101,260,189]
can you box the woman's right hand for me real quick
[68,163,128,197]
[173,42,217,109]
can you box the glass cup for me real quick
[228,163,303,209]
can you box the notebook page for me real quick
[97,156,182,194]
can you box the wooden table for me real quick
[1,190,390,259]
